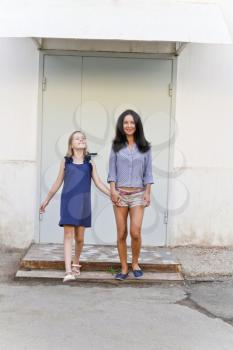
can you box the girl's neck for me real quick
[72,149,84,160]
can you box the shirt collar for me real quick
[125,142,136,154]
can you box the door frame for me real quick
[34,50,178,246]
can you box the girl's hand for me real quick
[111,190,121,205]
[143,192,151,207]
[39,159,65,214]
[40,200,49,214]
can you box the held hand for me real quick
[114,198,122,206]
[110,190,121,205]
[39,200,49,214]
[143,192,151,207]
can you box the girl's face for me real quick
[123,114,136,137]
[71,132,87,150]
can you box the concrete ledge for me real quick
[15,269,184,284]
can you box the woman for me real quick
[108,110,154,280]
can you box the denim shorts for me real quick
[116,188,145,208]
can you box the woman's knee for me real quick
[130,226,141,240]
[117,229,127,242]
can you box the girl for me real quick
[107,109,154,280]
[40,130,110,282]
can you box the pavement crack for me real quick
[176,295,233,327]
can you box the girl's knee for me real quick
[75,237,84,245]
[64,231,73,239]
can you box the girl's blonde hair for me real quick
[65,130,89,159]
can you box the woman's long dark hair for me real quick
[112,109,150,153]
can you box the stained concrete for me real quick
[0,282,233,350]
[171,246,233,278]
[1,247,233,350]
[21,243,180,264]
[184,280,233,323]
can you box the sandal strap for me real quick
[72,264,81,275]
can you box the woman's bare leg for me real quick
[63,225,74,273]
[113,206,129,274]
[73,226,85,265]
[129,206,145,270]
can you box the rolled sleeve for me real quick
[143,148,154,185]
[107,148,117,183]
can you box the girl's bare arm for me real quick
[91,161,110,197]
[40,159,65,213]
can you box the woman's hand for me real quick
[39,200,49,214]
[110,190,121,205]
[143,192,151,207]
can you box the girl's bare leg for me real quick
[64,225,74,273]
[113,206,129,274]
[129,206,145,270]
[73,226,85,265]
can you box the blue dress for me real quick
[59,156,92,227]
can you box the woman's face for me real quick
[72,132,87,150]
[123,114,136,137]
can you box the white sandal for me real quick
[63,271,75,283]
[71,263,82,278]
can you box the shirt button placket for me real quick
[129,149,133,186]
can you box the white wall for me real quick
[168,0,233,245]
[0,38,39,248]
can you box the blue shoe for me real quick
[115,272,129,280]
[132,269,143,278]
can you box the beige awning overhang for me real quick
[0,0,231,55]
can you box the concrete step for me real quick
[15,269,184,284]
[19,243,182,273]
[20,260,181,273]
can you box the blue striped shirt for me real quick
[107,143,154,188]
